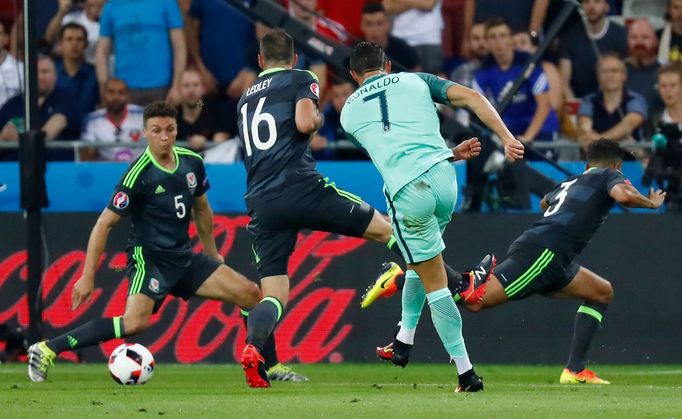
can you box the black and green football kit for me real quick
[107,146,220,311]
[495,167,627,299]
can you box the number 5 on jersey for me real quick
[240,97,278,156]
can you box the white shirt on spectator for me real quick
[0,54,24,109]
[81,104,145,161]
[391,0,443,46]
[62,10,100,64]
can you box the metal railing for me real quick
[0,138,653,162]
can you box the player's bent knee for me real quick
[236,281,261,308]
[122,313,151,335]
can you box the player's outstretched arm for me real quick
[446,84,525,161]
[192,194,224,263]
[295,98,323,135]
[72,208,121,310]
[609,183,667,209]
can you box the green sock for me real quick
[426,288,468,358]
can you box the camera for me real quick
[643,123,682,211]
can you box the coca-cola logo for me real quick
[0,216,368,364]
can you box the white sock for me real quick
[451,356,473,375]
[396,327,416,345]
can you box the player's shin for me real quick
[566,302,608,372]
[47,316,125,353]
[397,271,425,345]
[426,288,473,374]
[246,297,283,351]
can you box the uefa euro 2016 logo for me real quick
[112,191,129,209]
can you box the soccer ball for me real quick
[108,343,155,385]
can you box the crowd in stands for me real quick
[0,0,680,166]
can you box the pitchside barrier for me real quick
[0,213,680,364]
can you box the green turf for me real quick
[2,364,681,418]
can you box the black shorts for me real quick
[494,242,580,300]
[126,246,221,312]
[248,177,375,278]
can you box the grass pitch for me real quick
[2,363,681,418]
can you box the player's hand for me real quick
[452,137,481,161]
[648,187,666,208]
[504,138,525,161]
[71,276,95,310]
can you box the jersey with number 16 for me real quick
[237,68,321,208]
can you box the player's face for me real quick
[361,12,390,45]
[658,72,682,106]
[486,25,513,61]
[103,80,129,113]
[469,24,488,58]
[513,32,533,53]
[597,57,626,91]
[60,27,87,61]
[179,71,204,104]
[144,117,177,155]
[581,0,608,24]
[37,58,57,97]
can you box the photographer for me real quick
[643,64,682,211]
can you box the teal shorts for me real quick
[385,160,457,264]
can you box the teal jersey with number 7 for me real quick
[340,72,457,198]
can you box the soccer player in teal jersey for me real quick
[341,42,524,392]
[27,102,262,382]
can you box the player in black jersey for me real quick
[27,102,261,382]
[368,139,666,384]
[237,29,490,389]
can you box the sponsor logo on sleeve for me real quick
[186,172,197,193]
[112,191,129,209]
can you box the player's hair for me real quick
[350,42,386,75]
[143,101,177,126]
[59,22,88,42]
[484,16,510,33]
[658,62,682,83]
[586,138,624,165]
[259,28,294,65]
[362,2,386,14]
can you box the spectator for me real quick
[462,0,549,58]
[451,23,487,87]
[95,0,187,106]
[176,69,232,152]
[55,22,99,139]
[474,18,558,148]
[577,53,647,149]
[626,19,662,116]
[312,78,363,160]
[658,0,682,64]
[185,0,255,98]
[653,64,682,125]
[559,0,628,99]
[512,29,562,111]
[45,0,105,64]
[80,78,144,162]
[385,0,444,74]
[0,21,23,109]
[0,55,68,145]
[360,2,419,71]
